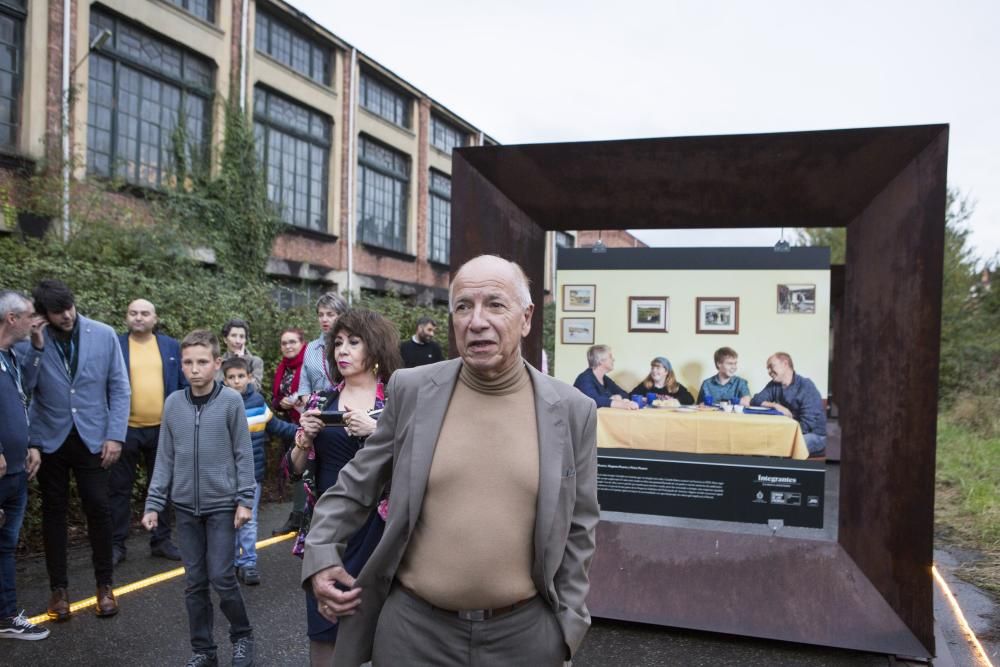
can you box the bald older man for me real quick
[109,299,186,565]
[301,255,599,666]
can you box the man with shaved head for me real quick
[109,299,186,565]
[301,254,599,666]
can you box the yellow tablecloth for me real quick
[596,407,810,460]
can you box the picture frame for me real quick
[562,284,596,312]
[696,297,740,334]
[628,297,669,332]
[777,283,817,314]
[561,317,595,345]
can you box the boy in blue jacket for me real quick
[221,357,296,586]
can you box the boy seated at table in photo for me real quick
[696,346,751,407]
[630,356,695,406]
[751,352,827,456]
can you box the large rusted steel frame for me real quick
[450,125,948,658]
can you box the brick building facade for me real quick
[0,0,640,304]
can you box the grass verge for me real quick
[935,416,1000,598]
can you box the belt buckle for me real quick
[458,608,489,622]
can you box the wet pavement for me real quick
[3,501,989,666]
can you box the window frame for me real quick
[0,0,26,153]
[85,9,215,188]
[253,85,332,233]
[357,134,411,253]
[428,169,451,265]
[359,70,411,130]
[164,0,215,24]
[429,114,466,155]
[254,9,332,86]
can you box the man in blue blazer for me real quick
[17,280,130,620]
[109,299,186,566]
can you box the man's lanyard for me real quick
[0,347,28,411]
[54,337,75,379]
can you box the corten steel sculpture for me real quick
[450,125,948,658]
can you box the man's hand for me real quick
[100,440,122,468]
[25,448,41,480]
[234,505,252,529]
[610,397,639,410]
[739,396,751,407]
[141,512,158,531]
[0,453,6,477]
[762,401,792,417]
[311,565,362,623]
[30,315,47,348]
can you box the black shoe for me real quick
[0,611,51,640]
[185,652,218,667]
[112,545,127,567]
[272,511,302,536]
[151,541,182,561]
[232,635,254,667]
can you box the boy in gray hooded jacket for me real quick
[143,330,256,667]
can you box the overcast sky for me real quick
[296,0,999,261]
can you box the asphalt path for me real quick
[3,501,921,666]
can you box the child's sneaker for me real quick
[237,566,261,586]
[185,652,217,667]
[0,611,50,640]
[232,634,254,667]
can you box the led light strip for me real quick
[27,531,296,626]
[932,564,995,667]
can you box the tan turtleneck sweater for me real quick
[396,361,539,610]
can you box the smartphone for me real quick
[319,410,346,426]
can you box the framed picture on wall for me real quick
[777,283,816,314]
[562,284,596,312]
[696,297,740,334]
[628,297,669,332]
[561,317,595,345]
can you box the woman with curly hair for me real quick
[286,309,401,666]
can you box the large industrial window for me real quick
[86,9,213,187]
[359,71,410,129]
[357,135,409,253]
[0,0,27,150]
[165,0,214,23]
[255,10,330,86]
[430,115,465,154]
[428,170,450,265]
[253,86,330,231]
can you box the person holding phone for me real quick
[285,309,401,667]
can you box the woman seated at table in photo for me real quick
[630,356,695,406]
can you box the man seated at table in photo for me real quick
[630,356,695,406]
[751,352,827,456]
[573,344,638,410]
[696,346,751,407]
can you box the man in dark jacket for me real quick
[109,299,186,565]
[0,291,48,639]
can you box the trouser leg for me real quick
[206,511,252,642]
[38,444,72,590]
[70,436,114,587]
[108,428,142,549]
[0,472,28,617]
[176,510,216,654]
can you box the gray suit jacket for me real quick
[301,358,599,666]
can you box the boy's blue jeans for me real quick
[175,508,252,655]
[234,483,261,568]
[0,471,27,618]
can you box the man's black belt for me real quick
[398,583,537,622]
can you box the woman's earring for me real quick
[372,362,380,378]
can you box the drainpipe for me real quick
[239,0,248,110]
[61,0,71,241]
[345,47,357,305]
